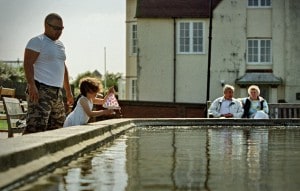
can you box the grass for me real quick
[0,120,8,130]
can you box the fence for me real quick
[268,103,300,118]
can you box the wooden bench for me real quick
[0,87,16,120]
[2,97,26,138]
[0,87,16,98]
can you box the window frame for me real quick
[247,0,272,8]
[130,79,137,100]
[247,39,272,65]
[130,24,138,55]
[177,21,205,54]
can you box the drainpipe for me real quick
[173,18,177,103]
[206,0,213,117]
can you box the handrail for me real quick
[268,103,300,119]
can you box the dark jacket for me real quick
[242,97,265,118]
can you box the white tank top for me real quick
[26,34,66,87]
[63,96,93,127]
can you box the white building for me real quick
[125,0,300,103]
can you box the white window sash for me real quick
[131,79,137,100]
[131,24,137,55]
[248,0,271,8]
[247,39,272,64]
[178,21,204,54]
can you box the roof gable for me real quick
[136,0,223,18]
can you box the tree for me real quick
[103,72,122,92]
[0,62,26,83]
[71,70,122,96]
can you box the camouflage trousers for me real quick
[23,82,66,134]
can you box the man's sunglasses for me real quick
[47,22,64,31]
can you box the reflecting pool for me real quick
[18,127,300,191]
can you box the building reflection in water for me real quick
[21,127,300,191]
[125,127,300,191]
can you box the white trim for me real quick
[130,79,137,100]
[247,39,272,65]
[130,23,138,56]
[247,0,272,8]
[177,20,205,54]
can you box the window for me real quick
[178,21,204,54]
[131,24,138,55]
[247,39,271,64]
[131,79,137,100]
[248,0,271,7]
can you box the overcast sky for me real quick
[0,0,126,80]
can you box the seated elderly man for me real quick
[208,84,243,118]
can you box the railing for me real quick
[268,103,300,119]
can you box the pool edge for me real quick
[0,118,300,190]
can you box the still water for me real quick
[19,127,300,191]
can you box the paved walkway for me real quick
[0,132,22,139]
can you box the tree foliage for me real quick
[71,70,122,96]
[103,72,122,92]
[0,62,26,83]
[71,71,98,90]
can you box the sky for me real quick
[0,0,126,80]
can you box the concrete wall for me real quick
[126,0,300,103]
[137,19,175,102]
[137,18,210,103]
[125,0,138,100]
[284,0,300,102]
[210,0,247,100]
[95,100,206,119]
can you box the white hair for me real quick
[248,85,260,95]
[223,84,235,93]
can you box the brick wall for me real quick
[95,100,206,119]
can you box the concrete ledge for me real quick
[0,118,299,190]
[132,118,300,127]
[0,118,134,191]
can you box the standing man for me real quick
[23,13,74,134]
[208,84,243,118]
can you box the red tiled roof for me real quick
[136,0,223,18]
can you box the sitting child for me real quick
[63,77,115,127]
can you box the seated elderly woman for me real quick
[241,85,269,119]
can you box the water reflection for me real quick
[126,128,300,191]
[19,127,300,191]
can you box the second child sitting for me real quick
[63,77,115,127]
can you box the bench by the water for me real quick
[2,97,26,138]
